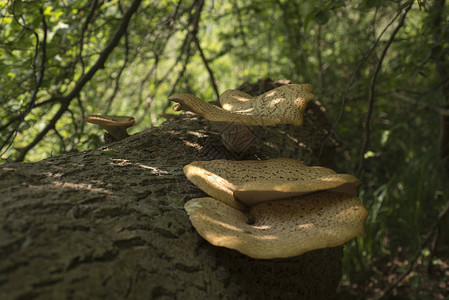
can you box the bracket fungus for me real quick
[169,84,315,153]
[183,158,367,259]
[183,158,361,208]
[184,193,368,259]
[84,115,135,141]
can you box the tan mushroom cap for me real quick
[169,84,314,126]
[84,115,135,140]
[84,115,135,127]
[235,173,361,207]
[183,158,360,209]
[184,192,368,259]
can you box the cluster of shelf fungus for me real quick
[84,83,368,259]
[170,83,368,259]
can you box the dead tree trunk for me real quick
[0,79,340,300]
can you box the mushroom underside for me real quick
[84,115,135,141]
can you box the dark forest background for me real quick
[1,0,448,298]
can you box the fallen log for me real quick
[0,79,340,300]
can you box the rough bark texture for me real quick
[0,79,340,300]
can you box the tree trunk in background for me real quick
[0,79,340,300]
[430,0,449,170]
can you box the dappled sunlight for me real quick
[251,224,273,231]
[232,94,253,103]
[135,163,170,174]
[233,107,255,114]
[186,165,236,195]
[267,96,285,108]
[182,140,202,150]
[198,211,279,241]
[200,212,245,233]
[186,130,209,138]
[202,171,235,192]
[108,158,169,174]
[49,180,112,194]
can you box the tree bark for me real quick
[0,79,341,300]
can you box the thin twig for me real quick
[194,35,220,101]
[104,1,130,114]
[78,0,99,74]
[390,91,449,115]
[347,7,402,88]
[232,0,248,48]
[134,1,184,118]
[1,6,48,158]
[374,196,449,300]
[355,2,414,177]
[316,24,325,89]
[15,0,143,162]
[191,0,219,101]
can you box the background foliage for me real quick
[1,0,448,298]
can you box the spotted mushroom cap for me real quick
[235,173,361,207]
[169,84,315,126]
[183,158,360,209]
[184,192,368,259]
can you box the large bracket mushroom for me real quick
[182,158,368,259]
[185,193,368,259]
[169,84,315,153]
[183,158,361,208]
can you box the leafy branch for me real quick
[355,1,414,177]
[191,0,220,101]
[8,0,143,162]
[1,6,48,158]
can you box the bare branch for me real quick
[316,24,325,89]
[1,6,48,158]
[232,0,248,48]
[390,91,449,115]
[78,0,100,74]
[355,2,414,177]
[14,0,143,162]
[104,2,130,114]
[191,0,220,101]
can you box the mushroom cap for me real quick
[184,192,368,259]
[183,160,247,210]
[235,173,361,207]
[219,89,253,111]
[169,84,314,126]
[183,158,360,209]
[84,115,135,141]
[84,115,135,128]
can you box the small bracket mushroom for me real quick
[84,115,135,142]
